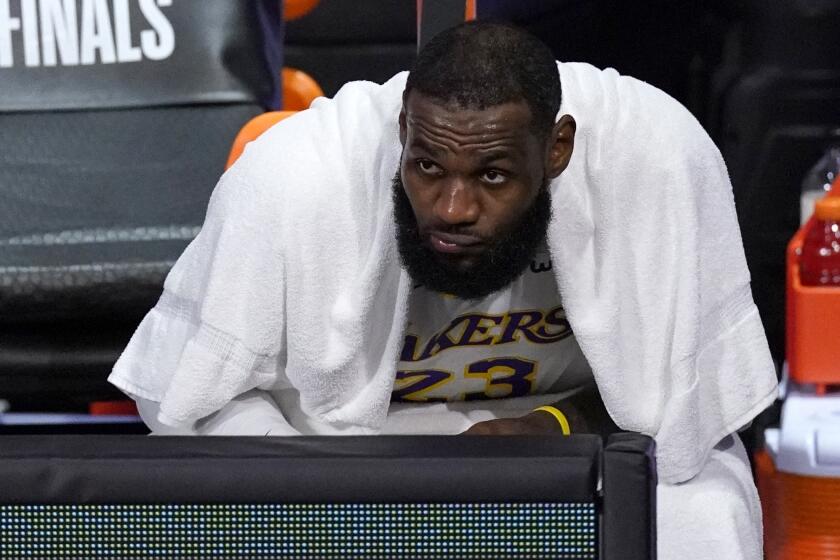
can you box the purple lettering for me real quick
[417,316,465,360]
[534,305,572,342]
[494,311,544,344]
[464,357,537,400]
[455,313,504,346]
[391,369,452,403]
[400,334,422,362]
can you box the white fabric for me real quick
[396,245,592,402]
[658,435,763,560]
[136,393,299,436]
[109,62,778,485]
[549,63,778,484]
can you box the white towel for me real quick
[549,63,778,482]
[109,62,778,484]
[658,435,764,559]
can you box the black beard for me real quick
[392,171,552,300]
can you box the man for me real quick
[111,22,777,559]
[390,26,617,438]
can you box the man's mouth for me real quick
[428,232,485,254]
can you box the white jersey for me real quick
[393,246,592,404]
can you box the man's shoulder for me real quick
[216,72,408,222]
[233,71,408,177]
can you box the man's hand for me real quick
[459,382,618,437]
[460,409,574,435]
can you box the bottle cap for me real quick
[815,196,840,220]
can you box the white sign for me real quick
[0,0,175,68]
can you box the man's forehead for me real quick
[404,92,534,140]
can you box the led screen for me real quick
[0,502,597,559]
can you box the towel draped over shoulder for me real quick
[110,63,778,484]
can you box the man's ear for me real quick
[545,114,576,179]
[399,106,407,147]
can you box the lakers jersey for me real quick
[394,247,592,404]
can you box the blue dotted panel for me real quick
[0,502,597,559]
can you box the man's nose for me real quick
[434,177,480,226]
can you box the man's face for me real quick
[395,92,573,299]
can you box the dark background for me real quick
[2,0,839,428]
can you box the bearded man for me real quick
[111,21,778,560]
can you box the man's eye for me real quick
[481,170,507,185]
[416,160,442,175]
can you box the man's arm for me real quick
[136,389,299,436]
[460,381,619,437]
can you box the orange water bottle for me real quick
[800,195,840,286]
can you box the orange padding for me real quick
[285,0,319,21]
[756,450,840,559]
[225,111,296,170]
[282,67,324,111]
[465,0,476,20]
[89,400,138,416]
[786,181,840,389]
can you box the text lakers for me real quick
[394,306,572,402]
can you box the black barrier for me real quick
[0,434,656,559]
[602,433,658,560]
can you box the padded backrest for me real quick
[0,0,283,407]
[284,0,415,96]
[0,0,282,324]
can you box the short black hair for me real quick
[404,21,561,138]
